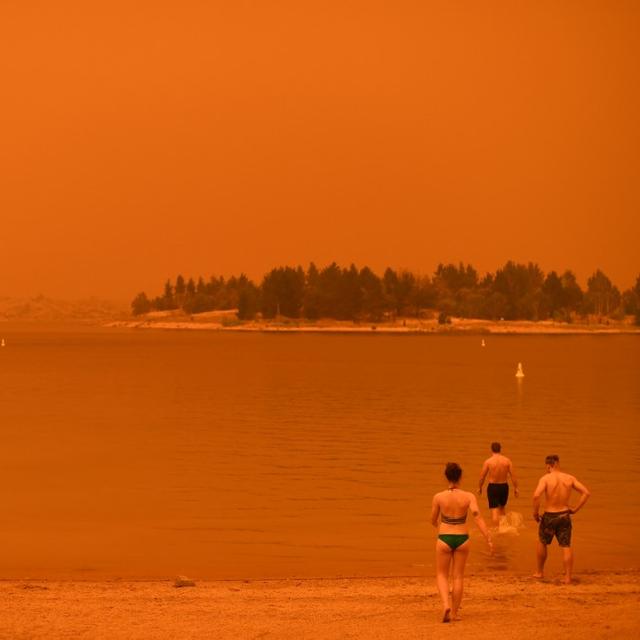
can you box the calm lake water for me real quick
[0,325,638,579]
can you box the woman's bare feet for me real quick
[442,608,451,623]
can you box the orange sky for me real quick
[1,1,638,300]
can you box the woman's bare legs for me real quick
[435,540,453,621]
[451,541,470,620]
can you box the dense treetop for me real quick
[131,262,640,324]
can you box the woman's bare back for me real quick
[436,489,473,519]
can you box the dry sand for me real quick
[103,308,640,335]
[106,316,640,335]
[2,571,639,639]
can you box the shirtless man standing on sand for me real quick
[533,454,590,584]
[478,442,519,526]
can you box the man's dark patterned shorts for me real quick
[538,511,572,547]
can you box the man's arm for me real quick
[431,495,440,528]
[569,477,591,514]
[478,461,489,494]
[508,460,519,497]
[532,477,546,522]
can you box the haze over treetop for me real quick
[1,2,638,298]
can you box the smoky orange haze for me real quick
[0,1,638,300]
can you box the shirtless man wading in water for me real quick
[532,454,590,584]
[478,442,519,526]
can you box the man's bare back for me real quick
[535,471,581,512]
[481,454,513,484]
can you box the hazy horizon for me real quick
[1,2,639,300]
[1,256,637,306]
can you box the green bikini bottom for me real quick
[438,534,469,550]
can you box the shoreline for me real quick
[2,570,638,638]
[105,316,640,335]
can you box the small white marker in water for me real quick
[1,339,5,347]
[481,339,486,347]
[515,362,525,378]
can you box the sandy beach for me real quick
[105,312,640,335]
[2,571,639,639]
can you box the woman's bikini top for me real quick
[441,513,468,525]
[441,487,468,524]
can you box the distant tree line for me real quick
[131,262,640,324]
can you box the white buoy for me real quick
[481,339,486,347]
[515,362,525,378]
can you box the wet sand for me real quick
[2,571,639,639]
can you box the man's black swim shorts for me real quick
[487,482,509,509]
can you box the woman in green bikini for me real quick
[431,462,493,622]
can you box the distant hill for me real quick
[0,296,128,322]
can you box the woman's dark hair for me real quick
[445,462,462,483]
